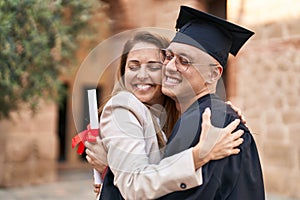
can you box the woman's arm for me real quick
[99,94,201,199]
[85,103,245,197]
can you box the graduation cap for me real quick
[171,6,254,67]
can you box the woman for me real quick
[85,31,244,199]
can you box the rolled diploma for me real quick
[87,89,102,185]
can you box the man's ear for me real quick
[207,65,223,84]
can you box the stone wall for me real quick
[235,38,300,198]
[0,102,58,187]
[227,0,300,198]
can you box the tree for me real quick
[0,0,102,119]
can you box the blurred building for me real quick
[1,0,300,199]
[228,0,300,198]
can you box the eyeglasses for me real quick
[161,49,218,72]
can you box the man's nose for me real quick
[164,57,177,72]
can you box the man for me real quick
[157,6,265,199]
[87,6,265,199]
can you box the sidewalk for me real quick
[0,169,95,200]
[0,168,299,200]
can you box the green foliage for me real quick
[0,0,101,119]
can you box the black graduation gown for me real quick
[99,167,123,200]
[158,93,265,200]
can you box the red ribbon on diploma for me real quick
[72,128,99,155]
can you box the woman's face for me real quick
[124,42,165,105]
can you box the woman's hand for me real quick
[85,136,108,173]
[84,132,105,198]
[192,108,244,169]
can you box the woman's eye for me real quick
[128,65,140,71]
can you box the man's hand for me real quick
[93,183,101,197]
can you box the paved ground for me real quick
[0,169,95,200]
[0,168,299,200]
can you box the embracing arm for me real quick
[95,92,243,199]
[85,97,246,198]
[85,108,244,197]
[100,97,202,199]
